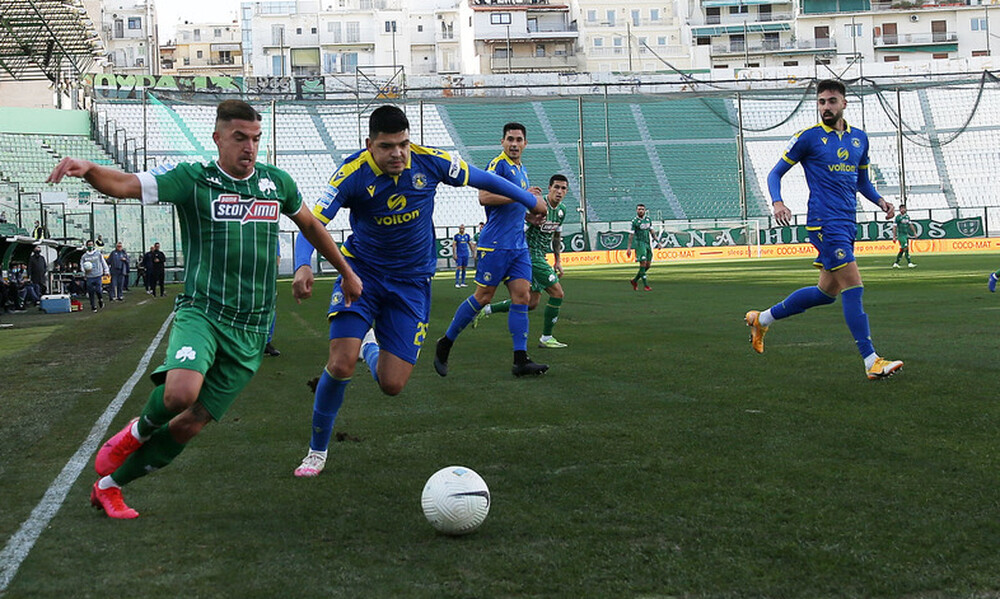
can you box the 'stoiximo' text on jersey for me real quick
[212,194,281,224]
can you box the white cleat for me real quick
[294,450,328,477]
[359,328,377,362]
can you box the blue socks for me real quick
[445,295,484,341]
[841,286,875,358]
[769,285,836,320]
[362,340,380,382]
[309,368,349,453]
[509,303,529,352]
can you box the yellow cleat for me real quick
[866,357,903,380]
[744,310,768,354]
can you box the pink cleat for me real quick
[90,481,139,519]
[95,418,143,476]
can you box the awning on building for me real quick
[692,23,791,36]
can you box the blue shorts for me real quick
[474,247,531,287]
[807,223,856,271]
[455,254,469,268]
[327,259,431,364]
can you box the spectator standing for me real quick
[28,245,47,296]
[32,220,47,240]
[108,242,129,301]
[81,239,109,312]
[148,242,166,296]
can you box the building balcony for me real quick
[478,28,579,42]
[473,0,558,5]
[712,37,839,56]
[489,54,578,71]
[873,31,958,47]
[703,13,793,26]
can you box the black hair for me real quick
[369,105,410,139]
[216,100,261,125]
[549,174,569,187]
[817,79,846,97]
[503,122,527,138]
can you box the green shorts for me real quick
[897,237,909,248]
[151,307,266,421]
[530,252,560,293]
[633,243,652,263]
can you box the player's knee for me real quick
[163,387,198,413]
[549,286,564,300]
[378,379,405,396]
[326,358,356,380]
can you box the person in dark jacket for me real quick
[28,245,47,296]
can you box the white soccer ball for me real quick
[82,261,93,272]
[421,466,490,535]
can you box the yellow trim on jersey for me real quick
[411,144,470,185]
[313,208,332,225]
[819,121,853,135]
[332,152,370,186]
[805,226,822,231]
[782,155,797,165]
[859,164,869,169]
[341,246,355,258]
[477,247,495,253]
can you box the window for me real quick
[697,36,710,45]
[196,50,203,58]
[214,28,222,38]
[972,17,988,31]
[606,10,616,26]
[613,37,623,47]
[346,21,360,43]
[360,0,372,8]
[932,52,949,59]
[884,55,900,62]
[729,5,749,14]
[632,10,641,26]
[385,21,396,33]
[535,44,546,57]
[493,47,509,58]
[593,37,604,47]
[311,27,317,34]
[296,28,302,35]
[341,52,358,73]
[272,54,285,75]
[763,31,779,49]
[650,8,660,21]
[783,60,799,66]
[328,21,342,43]
[128,17,141,30]
[271,25,285,45]
[417,25,423,32]
[587,10,597,22]
[194,29,201,41]
[658,36,667,46]
[218,50,232,64]
[972,49,990,56]
[490,13,511,25]
[844,23,862,38]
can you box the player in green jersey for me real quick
[626,203,654,291]
[473,174,569,348]
[891,204,916,268]
[47,100,361,519]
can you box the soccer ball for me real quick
[82,261,93,272]
[421,466,490,535]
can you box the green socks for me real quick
[490,299,512,314]
[111,425,187,486]
[542,297,562,336]
[137,385,179,438]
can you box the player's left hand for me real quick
[292,266,315,303]
[880,199,895,220]
[554,261,563,277]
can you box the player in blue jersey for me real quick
[290,106,545,477]
[453,224,472,288]
[745,79,903,380]
[433,122,550,378]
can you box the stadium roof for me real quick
[0,0,103,83]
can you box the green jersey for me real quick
[138,161,303,333]
[631,215,653,247]
[526,201,566,256]
[895,213,913,239]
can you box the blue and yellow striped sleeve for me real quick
[312,153,367,224]
[413,144,470,187]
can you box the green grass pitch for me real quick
[2,254,1000,598]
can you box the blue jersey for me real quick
[477,152,530,250]
[453,233,471,258]
[781,122,873,227]
[313,144,470,277]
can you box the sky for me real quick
[156,0,243,42]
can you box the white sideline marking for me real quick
[0,313,174,592]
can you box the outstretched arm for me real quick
[47,158,141,199]
[467,166,545,216]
